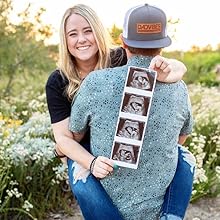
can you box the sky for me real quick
[11,0,220,51]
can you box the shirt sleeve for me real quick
[45,71,71,123]
[69,78,93,133]
[180,94,194,135]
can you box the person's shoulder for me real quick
[46,69,67,88]
[179,80,187,87]
[168,80,190,98]
[157,80,187,88]
[47,69,63,83]
[177,80,189,92]
[156,80,189,98]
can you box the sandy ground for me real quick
[47,196,220,220]
[185,196,220,220]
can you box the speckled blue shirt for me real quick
[69,56,193,220]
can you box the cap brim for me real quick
[123,36,172,49]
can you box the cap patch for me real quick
[137,23,161,34]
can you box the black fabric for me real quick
[46,69,71,124]
[110,46,127,68]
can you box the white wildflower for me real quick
[22,200,34,212]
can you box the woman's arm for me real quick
[52,118,114,178]
[149,55,187,83]
[52,117,94,169]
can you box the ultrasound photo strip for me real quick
[110,66,157,169]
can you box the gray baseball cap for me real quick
[122,3,172,48]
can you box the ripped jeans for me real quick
[159,146,196,220]
[67,145,196,220]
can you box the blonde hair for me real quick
[58,4,112,100]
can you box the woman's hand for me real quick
[149,55,187,83]
[90,156,114,179]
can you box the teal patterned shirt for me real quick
[69,55,193,220]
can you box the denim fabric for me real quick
[160,214,182,220]
[68,145,195,220]
[67,159,123,220]
[160,146,196,219]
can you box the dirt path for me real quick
[48,196,220,220]
[185,196,220,220]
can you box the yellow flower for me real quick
[3,129,10,137]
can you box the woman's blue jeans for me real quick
[160,146,196,220]
[67,145,195,220]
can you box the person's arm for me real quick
[45,71,95,168]
[53,118,114,179]
[149,55,187,83]
[53,118,114,180]
[178,83,194,146]
[54,144,67,164]
[46,71,113,178]
[52,117,95,169]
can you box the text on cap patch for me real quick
[137,23,161,33]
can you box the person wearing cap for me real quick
[68,4,195,219]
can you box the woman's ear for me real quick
[120,33,127,49]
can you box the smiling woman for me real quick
[45,4,126,220]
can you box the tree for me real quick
[190,45,201,53]
[0,0,56,96]
[201,44,213,52]
[216,43,220,52]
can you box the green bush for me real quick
[0,90,48,122]
[186,85,220,201]
[164,51,220,85]
[199,72,220,87]
[0,111,73,219]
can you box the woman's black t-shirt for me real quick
[45,47,127,146]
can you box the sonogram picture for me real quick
[110,66,157,169]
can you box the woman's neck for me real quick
[76,57,98,80]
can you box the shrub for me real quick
[0,112,73,219]
[199,72,220,87]
[186,85,220,201]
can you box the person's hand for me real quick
[149,55,187,83]
[90,156,114,179]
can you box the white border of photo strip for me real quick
[110,66,157,169]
